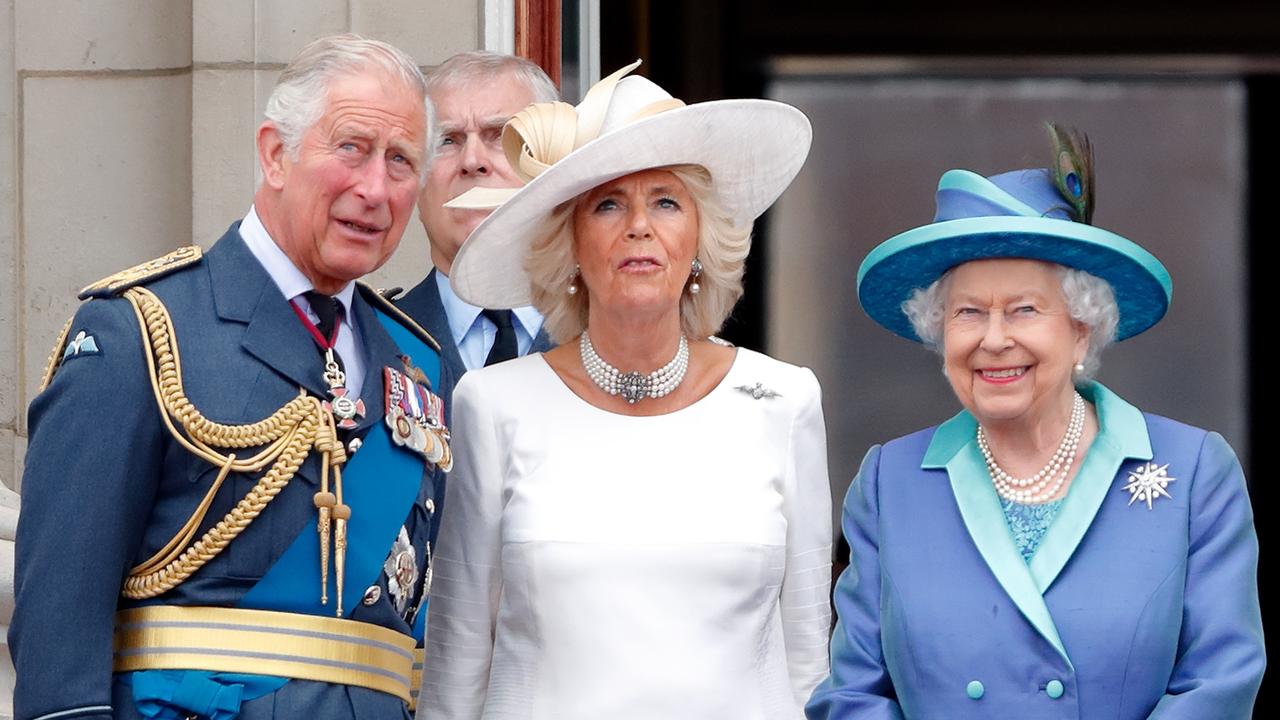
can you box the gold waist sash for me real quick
[410,647,425,711]
[113,605,415,703]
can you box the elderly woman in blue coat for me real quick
[806,127,1264,720]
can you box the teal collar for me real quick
[921,382,1152,666]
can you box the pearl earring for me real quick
[567,264,580,295]
[1073,362,1085,375]
[689,258,703,295]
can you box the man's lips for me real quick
[336,218,387,236]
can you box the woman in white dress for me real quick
[419,61,832,719]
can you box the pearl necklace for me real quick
[580,330,689,404]
[977,392,1085,503]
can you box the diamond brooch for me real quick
[1122,461,1176,510]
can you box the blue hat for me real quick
[857,168,1173,342]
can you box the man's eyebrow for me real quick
[438,116,512,135]
[477,115,510,130]
[391,137,424,157]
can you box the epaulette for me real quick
[358,281,442,353]
[78,245,204,300]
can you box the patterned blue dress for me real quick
[1000,498,1064,562]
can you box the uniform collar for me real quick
[240,205,357,322]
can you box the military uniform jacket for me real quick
[806,382,1265,720]
[9,226,446,720]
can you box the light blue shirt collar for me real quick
[239,206,357,318]
[434,270,544,370]
[239,206,364,396]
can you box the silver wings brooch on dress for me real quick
[735,382,782,400]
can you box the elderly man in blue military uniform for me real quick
[9,34,448,720]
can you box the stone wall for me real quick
[0,2,500,715]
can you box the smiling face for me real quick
[572,168,700,323]
[419,72,535,274]
[941,259,1088,429]
[257,67,426,294]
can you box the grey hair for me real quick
[901,264,1119,379]
[264,33,428,163]
[423,51,559,168]
[525,165,753,343]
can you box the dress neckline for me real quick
[531,346,744,419]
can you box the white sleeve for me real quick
[420,373,504,719]
[780,367,833,706]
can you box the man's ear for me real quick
[257,122,288,190]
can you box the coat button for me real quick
[348,437,363,454]
[966,680,984,700]
[1046,679,1064,699]
[362,585,382,606]
[425,498,435,515]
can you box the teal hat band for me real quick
[857,169,1173,343]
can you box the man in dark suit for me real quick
[396,52,558,410]
[10,34,447,720]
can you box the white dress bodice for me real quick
[421,349,832,719]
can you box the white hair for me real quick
[901,263,1119,379]
[423,51,559,168]
[525,165,753,343]
[264,33,428,164]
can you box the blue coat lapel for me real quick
[923,413,1072,666]
[921,383,1157,669]
[348,286,397,435]
[1029,383,1152,591]
[206,227,329,399]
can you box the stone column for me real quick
[0,2,491,714]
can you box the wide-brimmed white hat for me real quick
[446,60,813,308]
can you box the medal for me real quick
[383,527,418,616]
[290,300,365,429]
[384,366,452,470]
[321,349,365,430]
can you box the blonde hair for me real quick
[525,165,753,343]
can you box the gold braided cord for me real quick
[119,287,346,600]
[38,315,76,392]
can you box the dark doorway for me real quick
[603,1,1279,713]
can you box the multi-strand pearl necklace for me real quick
[977,392,1086,504]
[580,330,689,404]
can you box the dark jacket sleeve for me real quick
[9,297,166,720]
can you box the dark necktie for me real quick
[482,309,518,366]
[303,290,344,370]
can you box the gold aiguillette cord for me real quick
[313,409,350,616]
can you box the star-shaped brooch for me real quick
[1121,461,1176,510]
[735,382,782,400]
